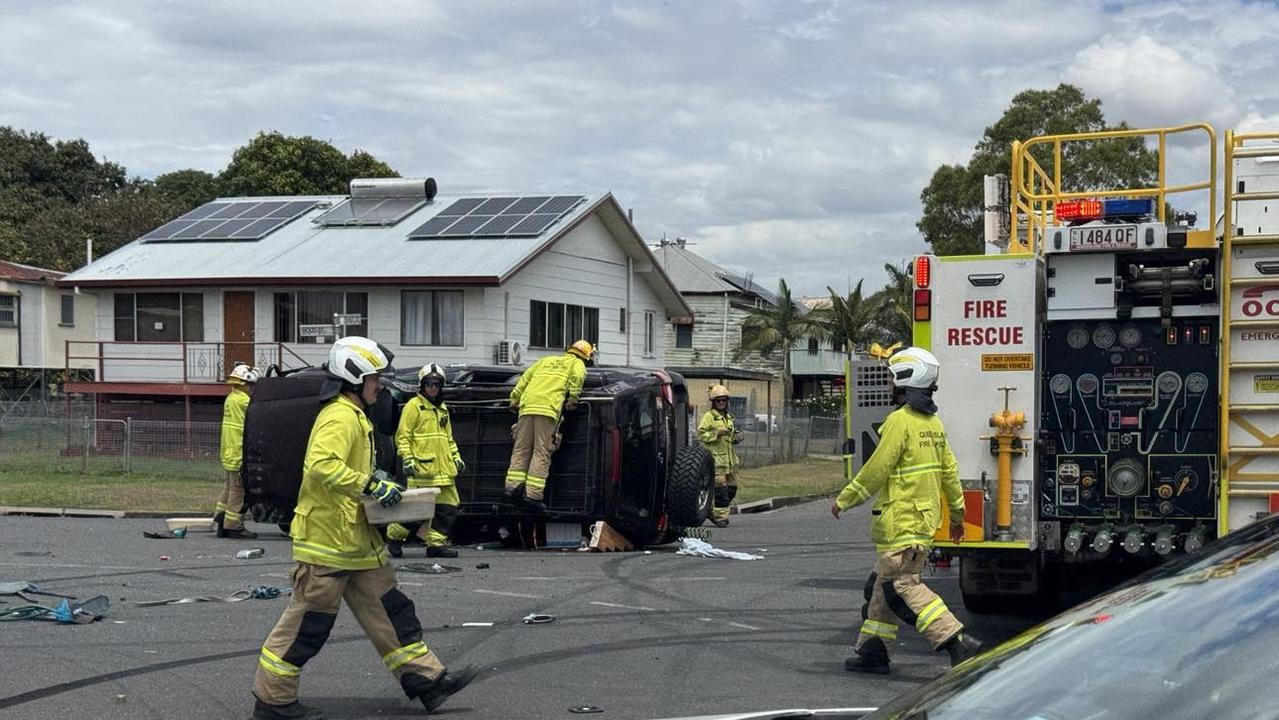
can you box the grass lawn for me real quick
[0,453,845,513]
[734,457,846,504]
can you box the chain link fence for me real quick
[0,416,221,479]
[689,400,845,469]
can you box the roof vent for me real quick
[348,177,438,200]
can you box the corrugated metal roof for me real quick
[0,259,64,283]
[62,192,606,286]
[651,242,777,305]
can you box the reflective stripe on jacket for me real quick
[291,394,388,570]
[836,405,963,552]
[697,409,739,474]
[219,387,250,471]
[395,395,460,488]
[509,353,586,421]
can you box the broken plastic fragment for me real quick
[522,613,555,624]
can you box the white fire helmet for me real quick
[887,347,940,389]
[327,336,394,385]
[228,363,258,385]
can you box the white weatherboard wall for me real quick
[500,214,666,368]
[93,288,223,382]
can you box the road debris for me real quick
[398,563,461,574]
[568,705,604,713]
[133,586,291,607]
[235,548,265,559]
[675,538,764,560]
[475,562,491,570]
[0,595,110,624]
[522,613,555,624]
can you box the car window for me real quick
[868,518,1279,720]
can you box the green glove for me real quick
[365,470,403,508]
[402,458,418,477]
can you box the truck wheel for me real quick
[667,445,714,527]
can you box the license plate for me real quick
[1069,224,1138,251]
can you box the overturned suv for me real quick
[241,364,716,546]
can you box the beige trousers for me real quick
[253,562,446,705]
[505,415,558,500]
[855,545,962,656]
[217,470,246,530]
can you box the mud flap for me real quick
[959,552,1040,597]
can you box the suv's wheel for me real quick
[668,445,714,527]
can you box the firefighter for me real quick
[251,337,475,720]
[831,346,982,674]
[697,385,742,527]
[503,339,591,512]
[386,363,463,559]
[216,363,258,539]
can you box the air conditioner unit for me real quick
[496,339,523,366]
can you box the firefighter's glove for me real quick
[402,458,418,477]
[949,520,965,544]
[454,457,466,474]
[565,399,579,412]
[365,471,403,508]
[731,431,743,445]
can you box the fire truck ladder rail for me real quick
[1222,129,1279,534]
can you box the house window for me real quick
[113,292,203,341]
[530,300,599,348]
[401,290,465,346]
[807,337,820,355]
[0,296,16,328]
[272,291,368,343]
[675,322,693,349]
[643,311,655,356]
[60,294,74,327]
[619,307,627,333]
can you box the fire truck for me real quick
[847,124,1279,611]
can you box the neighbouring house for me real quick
[651,239,783,421]
[794,296,849,401]
[59,179,690,421]
[0,259,97,409]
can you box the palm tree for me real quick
[869,261,913,346]
[735,278,812,404]
[812,279,876,354]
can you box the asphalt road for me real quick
[0,501,1044,720]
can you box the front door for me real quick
[223,291,256,374]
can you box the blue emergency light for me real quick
[1055,197,1155,222]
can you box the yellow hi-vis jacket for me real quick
[697,409,740,474]
[219,386,250,471]
[395,395,461,488]
[291,394,388,570]
[835,405,963,552]
[509,352,586,422]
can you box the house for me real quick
[0,259,97,408]
[650,239,783,420]
[59,179,690,421]
[793,296,850,400]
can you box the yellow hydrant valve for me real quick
[980,387,1028,542]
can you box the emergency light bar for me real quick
[1054,198,1155,223]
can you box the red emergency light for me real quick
[914,289,931,322]
[1055,198,1155,223]
[914,256,931,289]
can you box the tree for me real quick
[13,180,187,271]
[217,131,399,197]
[810,280,875,354]
[154,169,220,208]
[735,279,813,404]
[868,261,913,346]
[918,84,1158,255]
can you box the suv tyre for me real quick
[667,444,715,527]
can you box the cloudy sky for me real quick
[3,0,1278,297]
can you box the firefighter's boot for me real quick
[844,636,890,675]
[941,631,983,666]
[220,526,259,540]
[426,546,458,559]
[502,483,525,503]
[412,665,478,713]
[252,698,324,720]
[386,540,404,558]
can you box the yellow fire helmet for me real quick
[567,339,596,360]
[708,384,730,401]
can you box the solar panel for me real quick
[141,200,317,243]
[408,195,585,240]
[313,197,426,227]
